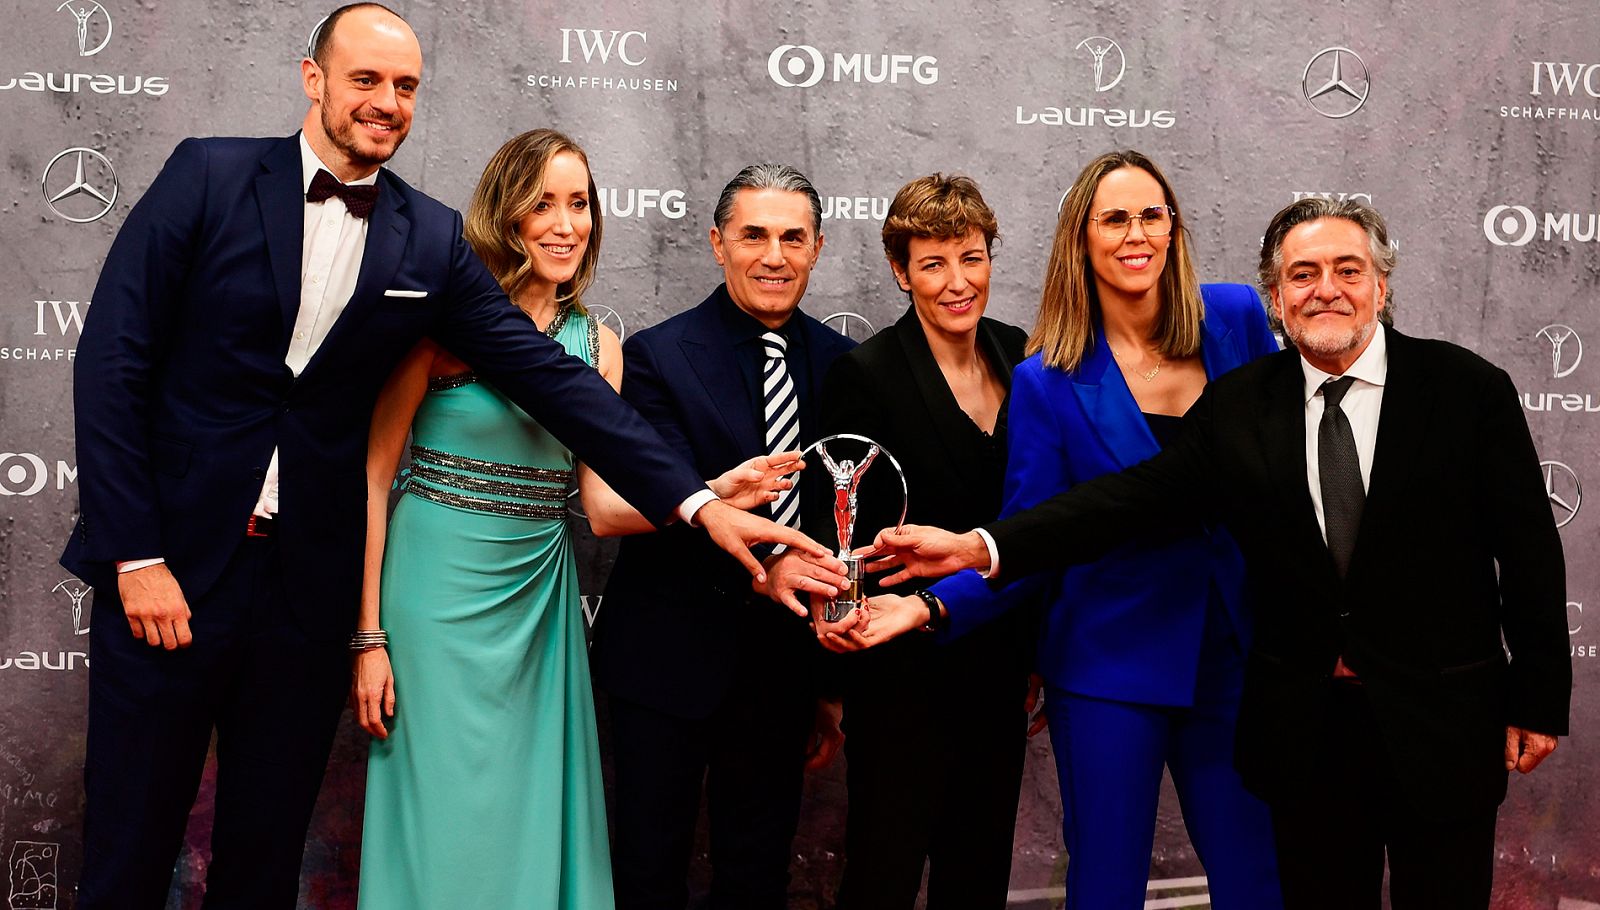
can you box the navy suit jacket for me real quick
[935,283,1278,705]
[986,323,1570,818]
[62,134,703,637]
[592,285,855,719]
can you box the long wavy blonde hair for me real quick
[464,129,602,312]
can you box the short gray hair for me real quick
[1258,197,1396,327]
[712,163,823,237]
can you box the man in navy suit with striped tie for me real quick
[591,164,857,910]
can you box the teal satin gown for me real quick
[358,308,614,909]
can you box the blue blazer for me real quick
[61,134,703,637]
[592,285,856,718]
[937,283,1279,706]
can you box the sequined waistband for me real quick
[403,444,572,520]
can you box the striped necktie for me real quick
[762,331,801,528]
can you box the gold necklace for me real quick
[1108,344,1164,382]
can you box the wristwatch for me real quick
[914,589,947,634]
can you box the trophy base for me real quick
[823,555,863,623]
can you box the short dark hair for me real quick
[308,3,405,68]
[712,164,822,238]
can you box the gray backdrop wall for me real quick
[2,1,1597,907]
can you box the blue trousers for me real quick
[1043,624,1282,909]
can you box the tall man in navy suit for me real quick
[592,164,855,910]
[62,6,822,908]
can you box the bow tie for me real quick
[306,168,379,219]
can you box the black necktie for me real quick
[306,168,379,219]
[1318,376,1364,577]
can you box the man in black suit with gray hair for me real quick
[863,197,1569,910]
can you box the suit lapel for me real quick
[681,296,763,455]
[894,309,986,478]
[1259,354,1337,572]
[302,170,411,378]
[1069,337,1158,471]
[1197,309,1236,380]
[255,137,304,340]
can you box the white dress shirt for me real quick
[251,134,379,518]
[1300,323,1388,542]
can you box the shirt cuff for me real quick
[973,527,1000,579]
[117,557,166,573]
[677,488,719,527]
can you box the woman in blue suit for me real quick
[856,150,1283,907]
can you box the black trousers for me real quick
[608,684,816,910]
[79,536,348,910]
[1269,682,1499,910]
[833,664,1026,910]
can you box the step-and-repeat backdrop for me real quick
[2,1,1596,907]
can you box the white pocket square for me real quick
[384,289,428,298]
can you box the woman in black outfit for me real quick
[817,173,1033,910]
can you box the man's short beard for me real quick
[1284,318,1376,362]
[320,91,403,168]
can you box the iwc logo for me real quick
[41,147,118,223]
[1542,460,1581,528]
[1302,47,1370,119]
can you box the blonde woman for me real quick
[352,130,795,909]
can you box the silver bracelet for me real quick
[350,629,389,652]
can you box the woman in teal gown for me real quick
[351,129,800,910]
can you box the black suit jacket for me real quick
[819,307,1033,696]
[592,285,856,719]
[988,327,1570,819]
[61,135,703,637]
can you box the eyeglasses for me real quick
[1090,205,1176,239]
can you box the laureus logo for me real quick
[58,0,112,57]
[1076,36,1125,92]
[1302,47,1370,119]
[1536,325,1582,379]
[53,578,92,636]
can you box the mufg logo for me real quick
[1484,205,1600,246]
[767,44,938,88]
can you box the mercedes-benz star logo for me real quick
[1542,460,1581,529]
[1536,325,1582,379]
[52,578,92,635]
[1076,35,1125,92]
[1302,47,1370,119]
[58,0,111,57]
[822,312,877,342]
[41,147,119,223]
